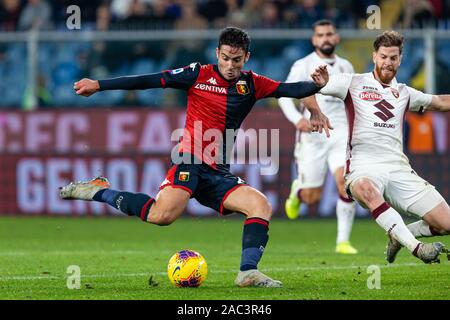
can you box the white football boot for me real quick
[60,177,110,201]
[235,269,282,288]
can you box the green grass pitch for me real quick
[0,216,448,300]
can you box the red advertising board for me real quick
[0,109,448,216]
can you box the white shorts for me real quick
[346,164,445,218]
[294,127,347,189]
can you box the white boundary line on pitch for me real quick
[0,262,434,281]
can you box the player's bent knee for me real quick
[148,210,178,226]
[300,190,321,205]
[438,220,450,234]
[352,178,380,199]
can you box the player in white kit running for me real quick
[319,30,450,263]
[279,20,358,254]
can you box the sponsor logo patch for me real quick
[373,99,395,122]
[206,77,218,85]
[363,85,378,91]
[194,83,227,94]
[374,122,396,128]
[359,91,382,101]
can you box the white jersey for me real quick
[278,52,354,143]
[320,72,433,171]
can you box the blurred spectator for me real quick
[274,0,293,20]
[112,0,179,30]
[111,0,134,19]
[238,0,264,28]
[293,0,325,28]
[197,0,228,24]
[166,0,182,20]
[237,0,264,28]
[111,0,152,19]
[83,3,126,78]
[260,2,280,28]
[165,0,208,105]
[23,73,51,109]
[404,112,435,154]
[223,0,246,28]
[148,0,177,29]
[96,2,111,31]
[119,0,151,29]
[173,0,208,30]
[398,0,435,28]
[18,0,53,30]
[168,4,207,61]
[0,0,23,31]
[324,0,357,28]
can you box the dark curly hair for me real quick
[218,27,251,53]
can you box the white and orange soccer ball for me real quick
[167,249,208,287]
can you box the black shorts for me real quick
[160,163,247,215]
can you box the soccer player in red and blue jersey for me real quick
[61,27,331,287]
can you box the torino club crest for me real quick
[391,88,399,98]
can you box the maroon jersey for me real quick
[160,62,280,172]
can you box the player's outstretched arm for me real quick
[428,95,450,111]
[74,72,167,97]
[74,64,201,98]
[274,65,328,99]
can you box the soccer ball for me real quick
[167,249,208,287]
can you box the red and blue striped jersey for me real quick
[159,62,280,172]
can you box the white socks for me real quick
[407,220,438,237]
[373,204,420,252]
[336,198,356,244]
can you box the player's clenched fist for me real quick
[74,78,100,97]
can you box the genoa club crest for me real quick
[236,80,249,95]
[178,171,190,182]
[391,88,399,98]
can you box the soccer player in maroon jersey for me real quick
[61,27,331,287]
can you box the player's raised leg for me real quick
[334,167,357,254]
[350,177,444,264]
[223,185,282,288]
[421,200,450,235]
[386,180,450,262]
[60,176,190,225]
[386,199,450,262]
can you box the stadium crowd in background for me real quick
[0,0,450,153]
[3,0,450,32]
